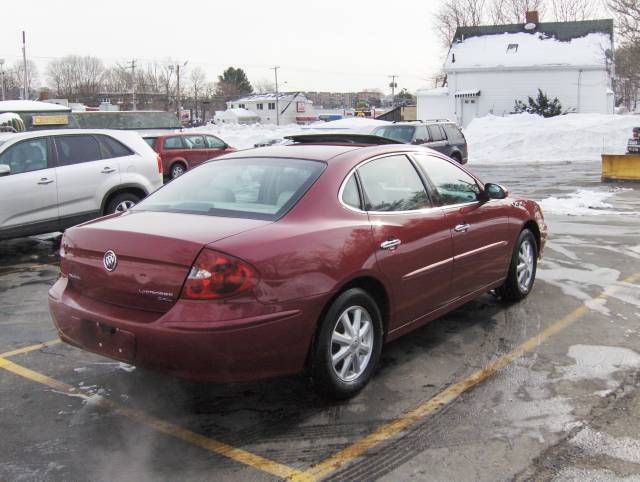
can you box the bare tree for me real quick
[252,78,276,93]
[47,55,105,102]
[502,0,546,23]
[9,60,39,99]
[189,67,207,122]
[607,0,640,44]
[550,0,596,20]
[434,0,487,47]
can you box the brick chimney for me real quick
[525,11,539,24]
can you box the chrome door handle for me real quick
[454,223,470,232]
[380,239,401,250]
[100,167,116,174]
[37,178,54,185]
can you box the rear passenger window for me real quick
[55,135,102,166]
[205,136,226,149]
[358,155,430,212]
[163,137,183,150]
[427,125,445,142]
[98,135,134,158]
[341,174,361,210]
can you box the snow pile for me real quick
[0,112,21,124]
[539,189,635,216]
[191,117,389,149]
[465,113,639,163]
[446,32,611,70]
[0,100,70,112]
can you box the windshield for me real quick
[134,157,326,220]
[372,126,416,143]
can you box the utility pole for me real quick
[175,61,188,122]
[127,59,137,111]
[389,74,398,107]
[22,31,28,100]
[0,59,5,101]
[271,66,280,126]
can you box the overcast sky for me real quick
[0,0,447,95]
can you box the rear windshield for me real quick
[372,126,416,143]
[134,157,326,220]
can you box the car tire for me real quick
[105,192,141,215]
[497,229,537,302]
[170,162,186,179]
[311,288,383,399]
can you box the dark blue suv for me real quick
[372,120,468,164]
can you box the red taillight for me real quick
[157,154,163,174]
[181,249,259,300]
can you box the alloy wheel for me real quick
[115,200,135,213]
[516,239,534,292]
[330,305,374,382]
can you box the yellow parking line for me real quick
[0,339,61,359]
[290,272,640,482]
[0,356,304,479]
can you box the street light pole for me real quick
[176,61,188,122]
[0,59,5,101]
[271,66,280,126]
[22,31,28,100]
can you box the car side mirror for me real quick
[481,182,508,201]
[0,164,10,177]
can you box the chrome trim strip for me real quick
[455,240,508,260]
[403,257,454,280]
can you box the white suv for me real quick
[0,129,163,240]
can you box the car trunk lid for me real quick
[61,211,270,313]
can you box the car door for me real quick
[0,136,60,236]
[426,124,449,155]
[357,154,454,329]
[53,134,122,224]
[183,134,209,166]
[412,152,512,299]
[204,135,228,161]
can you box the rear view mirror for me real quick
[482,182,508,200]
[0,164,10,177]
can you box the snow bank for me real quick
[539,188,636,216]
[191,117,388,149]
[465,113,639,163]
[0,100,70,112]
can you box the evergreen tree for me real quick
[216,67,253,101]
[513,89,562,117]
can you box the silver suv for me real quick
[0,129,163,240]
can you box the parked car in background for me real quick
[144,132,235,179]
[49,134,546,399]
[0,129,163,240]
[371,120,468,164]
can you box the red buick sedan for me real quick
[49,135,547,398]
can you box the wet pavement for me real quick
[1,160,639,481]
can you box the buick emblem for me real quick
[103,250,118,272]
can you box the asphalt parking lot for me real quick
[1,160,639,482]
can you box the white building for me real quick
[227,93,317,124]
[418,18,615,127]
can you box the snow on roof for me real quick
[229,92,310,104]
[0,100,71,112]
[417,87,449,96]
[217,108,260,119]
[445,32,611,70]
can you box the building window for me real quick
[268,102,276,110]
[257,103,264,110]
[239,103,245,109]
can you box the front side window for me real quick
[163,136,184,150]
[413,153,479,205]
[55,135,102,166]
[134,157,325,220]
[358,155,430,212]
[183,135,205,149]
[205,136,226,149]
[0,138,49,174]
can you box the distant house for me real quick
[418,15,615,127]
[227,92,317,124]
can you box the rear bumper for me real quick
[48,277,324,383]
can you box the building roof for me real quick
[228,92,311,104]
[416,86,448,96]
[0,100,71,113]
[446,19,613,71]
[216,108,260,119]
